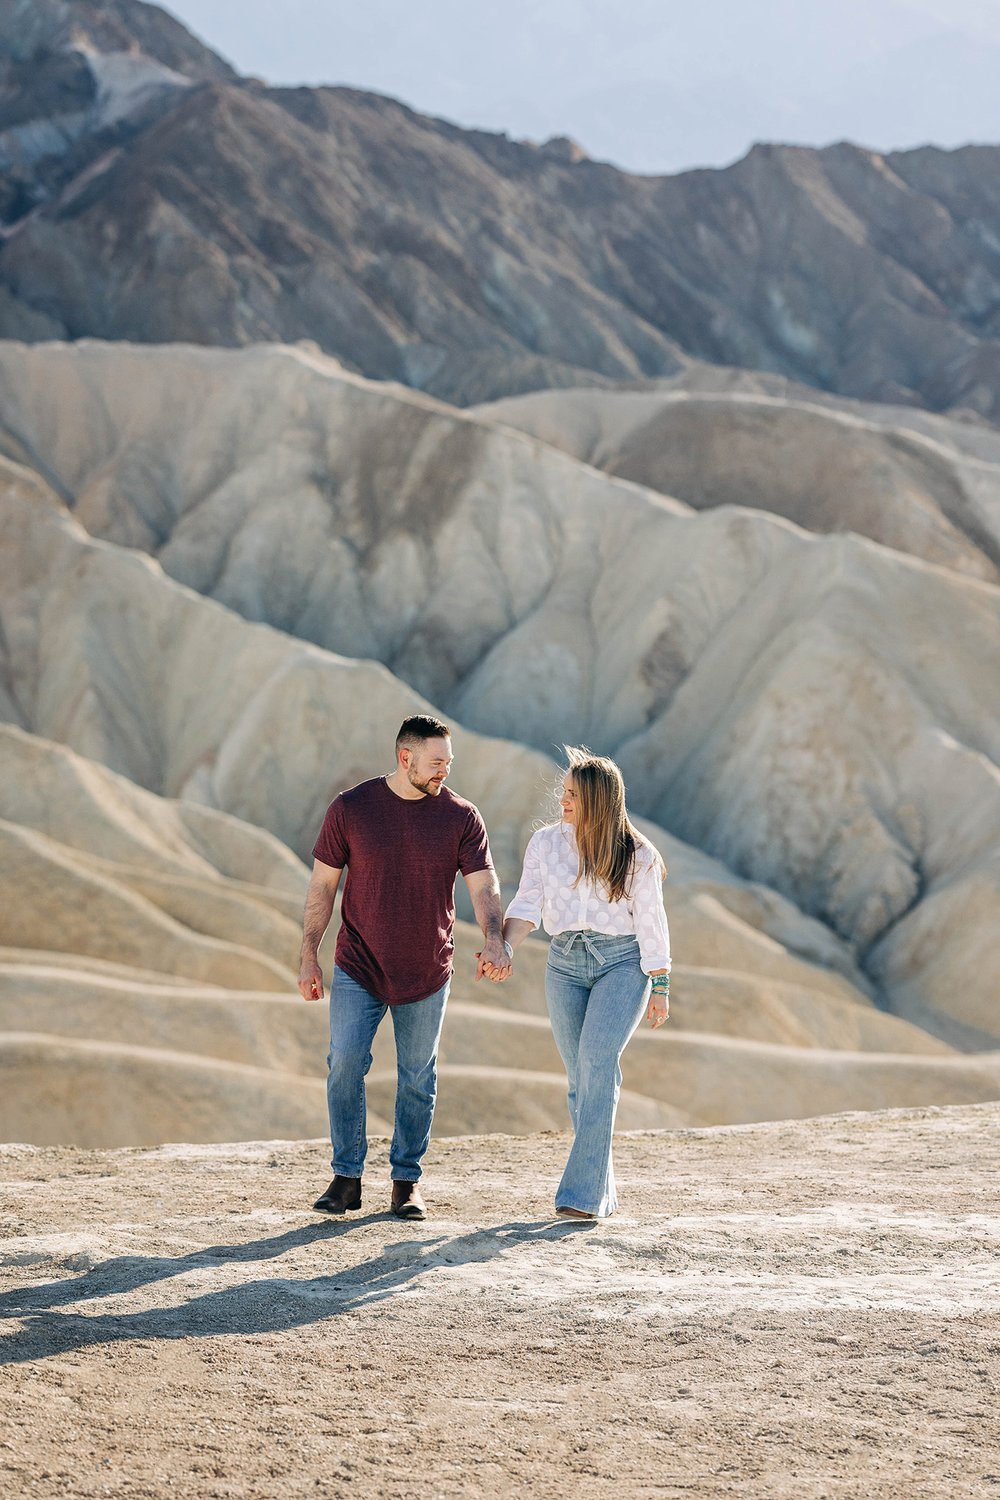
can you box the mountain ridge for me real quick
[3,2,1000,414]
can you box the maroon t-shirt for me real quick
[312,777,494,1005]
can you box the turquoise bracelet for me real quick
[651,973,670,994]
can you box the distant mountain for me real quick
[3,0,1000,416]
[0,0,233,80]
[164,0,1000,174]
[0,0,233,242]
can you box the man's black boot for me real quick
[313,1175,362,1213]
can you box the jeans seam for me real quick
[353,1066,365,1177]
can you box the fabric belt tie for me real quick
[557,930,608,966]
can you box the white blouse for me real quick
[505,823,671,975]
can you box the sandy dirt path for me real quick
[1,1104,999,1499]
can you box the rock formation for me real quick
[3,4,1000,414]
[1,338,998,1147]
[3,339,997,1051]
[475,381,1000,581]
[10,717,985,1149]
[0,0,233,316]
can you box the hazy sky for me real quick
[163,0,1000,174]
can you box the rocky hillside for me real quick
[3,2,1000,413]
[0,0,232,280]
[475,375,1000,581]
[9,715,995,1150]
[1,337,998,1150]
[5,340,1000,1038]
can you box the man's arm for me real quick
[464,867,511,982]
[298,858,343,1001]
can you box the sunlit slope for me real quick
[1,642,996,1145]
[474,382,1000,580]
[2,341,997,1046]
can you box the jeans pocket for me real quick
[546,946,578,977]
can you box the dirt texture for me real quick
[2,1103,998,1499]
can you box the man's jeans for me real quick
[545,930,650,1217]
[327,964,450,1182]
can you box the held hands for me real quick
[476,938,513,984]
[298,962,325,1002]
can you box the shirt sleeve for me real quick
[628,847,671,975]
[312,795,350,868]
[458,805,494,877]
[504,830,544,929]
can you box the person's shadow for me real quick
[1,1216,595,1366]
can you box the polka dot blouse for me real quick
[505,822,671,975]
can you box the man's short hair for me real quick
[396,715,451,756]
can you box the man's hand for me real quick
[476,938,512,983]
[298,962,325,1002]
[465,868,511,983]
[298,860,341,1003]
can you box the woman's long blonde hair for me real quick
[562,746,665,902]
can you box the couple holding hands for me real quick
[298,716,671,1223]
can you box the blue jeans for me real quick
[545,931,651,1217]
[327,964,450,1181]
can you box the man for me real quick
[298,714,511,1221]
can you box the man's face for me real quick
[404,737,453,795]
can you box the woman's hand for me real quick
[647,993,669,1028]
[647,968,669,1029]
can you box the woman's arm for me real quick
[501,916,536,952]
[629,849,671,1028]
[629,850,671,973]
[480,833,543,980]
[502,832,544,936]
[646,972,670,1029]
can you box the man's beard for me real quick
[408,768,444,796]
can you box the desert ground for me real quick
[2,1103,998,1499]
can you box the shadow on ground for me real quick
[1,1217,594,1364]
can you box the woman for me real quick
[500,747,670,1220]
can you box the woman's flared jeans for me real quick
[545,930,650,1217]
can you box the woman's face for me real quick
[560,773,579,824]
